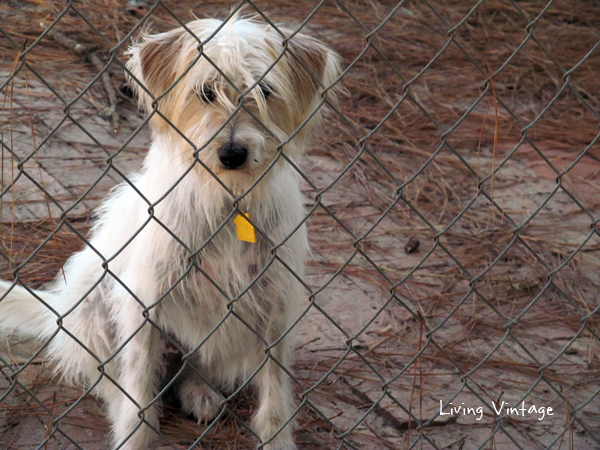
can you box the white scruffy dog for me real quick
[0,15,340,450]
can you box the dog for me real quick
[0,14,340,450]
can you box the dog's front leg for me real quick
[252,334,297,450]
[109,299,164,450]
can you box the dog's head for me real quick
[126,16,341,190]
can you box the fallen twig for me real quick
[40,23,120,134]
[341,377,457,433]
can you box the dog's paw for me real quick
[178,378,222,424]
[262,441,297,450]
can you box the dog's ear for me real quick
[126,28,185,112]
[285,32,342,113]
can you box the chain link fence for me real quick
[1,0,600,449]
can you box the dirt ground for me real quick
[1,0,600,449]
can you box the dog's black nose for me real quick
[218,143,248,169]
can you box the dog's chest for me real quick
[156,207,280,345]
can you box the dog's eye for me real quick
[259,83,271,100]
[198,85,216,103]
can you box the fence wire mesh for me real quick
[1,0,600,449]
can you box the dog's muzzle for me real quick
[218,143,248,170]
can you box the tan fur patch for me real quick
[286,36,328,115]
[139,29,185,97]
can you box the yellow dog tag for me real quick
[234,211,256,243]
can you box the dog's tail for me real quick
[0,280,56,338]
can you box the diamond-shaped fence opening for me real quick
[1,0,600,449]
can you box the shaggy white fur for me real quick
[0,15,340,450]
